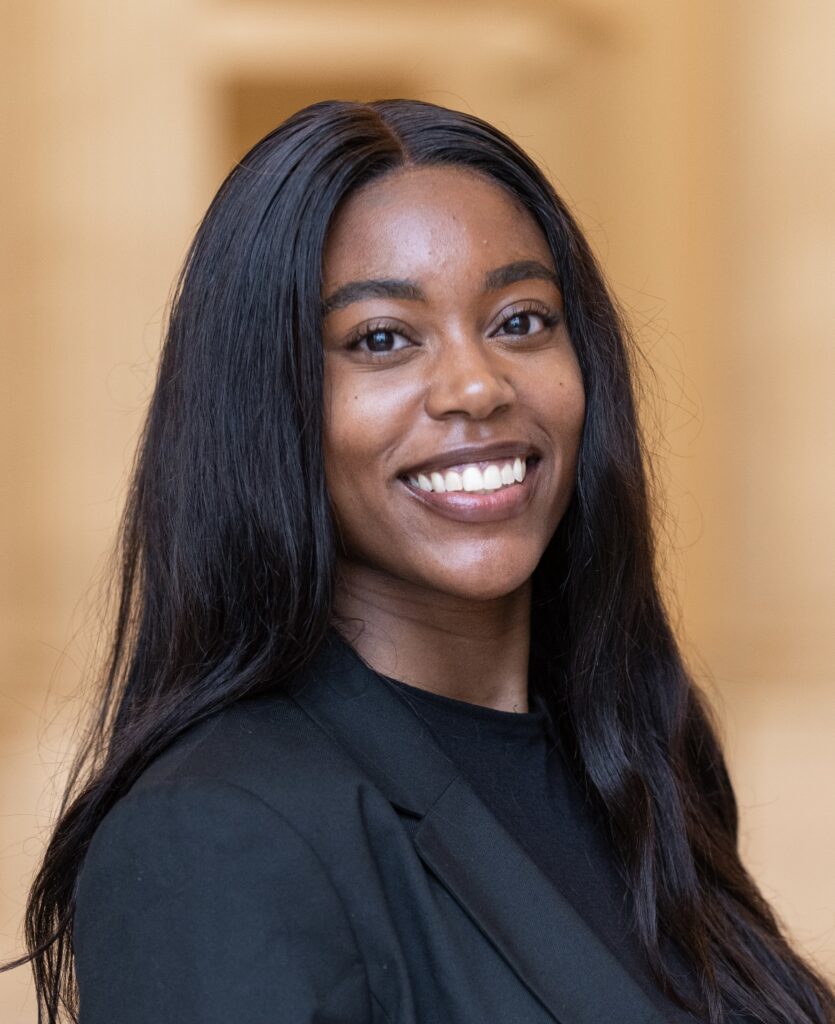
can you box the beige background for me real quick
[2,1,833,1019]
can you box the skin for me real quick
[321,165,585,712]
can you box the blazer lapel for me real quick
[289,629,669,1024]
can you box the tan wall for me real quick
[2,1,833,1018]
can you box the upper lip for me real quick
[399,441,540,478]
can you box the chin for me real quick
[414,560,539,604]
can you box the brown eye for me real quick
[366,329,398,352]
[494,306,559,339]
[504,313,536,335]
[347,325,413,357]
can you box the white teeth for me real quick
[462,466,484,491]
[407,458,531,494]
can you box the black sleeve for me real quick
[73,780,371,1023]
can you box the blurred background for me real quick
[2,0,833,1018]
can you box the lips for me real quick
[399,454,542,524]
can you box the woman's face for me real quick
[321,165,585,602]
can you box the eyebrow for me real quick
[321,259,559,314]
[484,259,559,292]
[322,279,425,314]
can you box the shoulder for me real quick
[73,693,378,1021]
[75,689,356,913]
[76,775,331,911]
[71,647,400,1020]
[73,773,371,1022]
[128,687,367,821]
[73,684,383,909]
[75,688,375,930]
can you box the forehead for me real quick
[322,165,554,287]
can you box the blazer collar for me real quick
[289,628,669,1024]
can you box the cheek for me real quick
[322,368,407,515]
[323,391,364,516]
[530,356,586,452]
[559,373,586,449]
[529,361,585,522]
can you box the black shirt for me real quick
[378,672,705,1024]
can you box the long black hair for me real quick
[7,99,833,1023]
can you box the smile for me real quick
[399,456,541,524]
[408,457,526,494]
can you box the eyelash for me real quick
[345,303,560,356]
[345,320,416,355]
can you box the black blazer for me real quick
[74,629,676,1024]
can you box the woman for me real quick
[8,99,833,1023]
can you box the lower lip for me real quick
[398,459,541,523]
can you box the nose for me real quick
[424,334,516,421]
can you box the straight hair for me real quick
[7,99,833,1024]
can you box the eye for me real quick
[494,304,560,338]
[347,325,414,356]
[503,312,542,335]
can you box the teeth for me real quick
[462,466,483,491]
[407,460,528,494]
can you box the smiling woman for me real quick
[322,165,584,639]
[4,100,833,1024]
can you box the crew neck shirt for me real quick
[376,672,707,1024]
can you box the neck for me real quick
[332,560,532,713]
